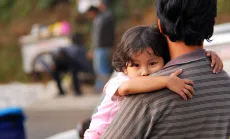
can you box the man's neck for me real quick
[167,37,203,60]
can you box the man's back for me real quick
[101,49,230,139]
[148,60,230,138]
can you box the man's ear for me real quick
[157,19,163,33]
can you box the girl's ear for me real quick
[157,19,163,33]
[123,68,128,75]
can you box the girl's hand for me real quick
[167,69,195,100]
[206,51,223,74]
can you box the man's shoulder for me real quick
[123,57,229,111]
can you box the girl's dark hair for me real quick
[155,0,216,46]
[112,25,170,72]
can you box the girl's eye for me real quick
[150,62,157,66]
[134,63,139,67]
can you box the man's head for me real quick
[156,0,217,46]
[86,6,99,20]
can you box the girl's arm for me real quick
[206,50,223,73]
[116,69,194,100]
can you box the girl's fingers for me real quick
[179,92,187,101]
[219,62,224,73]
[171,69,183,76]
[182,88,193,99]
[206,51,211,57]
[213,61,219,73]
[184,79,195,86]
[211,54,216,68]
[185,84,194,94]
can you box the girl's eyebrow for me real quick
[149,57,157,61]
[148,55,159,61]
[132,60,139,63]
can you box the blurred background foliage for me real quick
[218,0,230,13]
[1,0,229,24]
[0,0,230,83]
[0,0,152,24]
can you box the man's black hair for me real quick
[87,6,99,13]
[155,0,217,46]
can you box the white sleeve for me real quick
[103,75,129,101]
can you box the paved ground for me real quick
[25,95,101,139]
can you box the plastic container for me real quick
[0,107,26,139]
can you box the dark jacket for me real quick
[92,10,115,48]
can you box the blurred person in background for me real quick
[52,33,93,96]
[87,0,115,93]
[76,1,115,136]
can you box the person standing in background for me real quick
[87,0,115,93]
[76,3,115,136]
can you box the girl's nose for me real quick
[141,68,150,76]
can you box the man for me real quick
[101,0,230,138]
[52,33,93,96]
[87,0,115,92]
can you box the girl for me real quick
[84,25,223,139]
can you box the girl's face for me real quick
[124,47,164,78]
